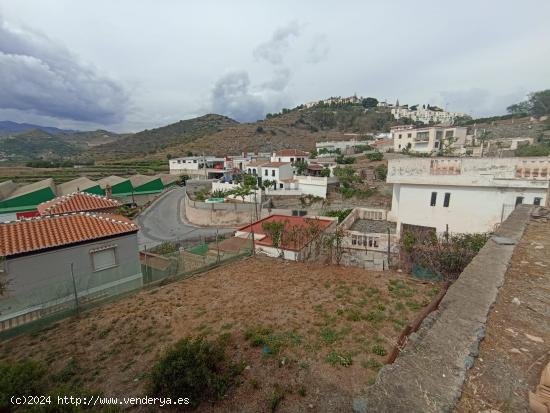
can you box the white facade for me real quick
[265,175,333,198]
[391,125,467,154]
[388,158,549,234]
[261,163,294,189]
[316,140,366,155]
[391,105,466,125]
[169,156,225,174]
[270,150,309,164]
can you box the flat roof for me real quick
[238,214,333,251]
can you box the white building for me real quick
[270,149,309,164]
[391,125,468,154]
[169,156,226,179]
[260,162,294,189]
[387,158,549,235]
[391,105,466,125]
[316,140,368,155]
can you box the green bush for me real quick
[148,336,238,408]
[0,360,45,411]
[375,164,387,180]
[371,345,387,356]
[366,152,383,161]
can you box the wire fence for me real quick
[0,235,252,339]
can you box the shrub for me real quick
[366,152,383,161]
[375,164,387,180]
[0,360,46,411]
[148,336,238,407]
[325,351,353,367]
[323,209,352,223]
[150,241,178,255]
[371,345,387,356]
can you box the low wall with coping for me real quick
[353,205,533,412]
[183,194,258,226]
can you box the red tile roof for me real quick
[274,149,309,157]
[0,213,138,257]
[37,192,120,216]
[237,214,334,251]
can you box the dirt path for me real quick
[455,217,550,412]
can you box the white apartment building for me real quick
[387,158,549,235]
[391,105,466,125]
[391,125,468,154]
[271,149,309,163]
[169,156,226,178]
[316,140,365,155]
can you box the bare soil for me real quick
[455,217,550,412]
[0,257,439,413]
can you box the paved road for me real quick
[136,187,235,250]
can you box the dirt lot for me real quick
[455,217,550,412]
[0,257,439,412]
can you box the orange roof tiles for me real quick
[274,149,309,157]
[0,213,138,257]
[37,192,120,216]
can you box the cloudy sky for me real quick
[1,0,549,132]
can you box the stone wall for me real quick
[353,205,533,412]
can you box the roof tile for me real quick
[37,192,120,216]
[0,213,138,256]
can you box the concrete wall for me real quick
[184,194,257,226]
[356,206,533,413]
[1,233,142,321]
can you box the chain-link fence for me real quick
[0,235,252,338]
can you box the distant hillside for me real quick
[83,114,239,159]
[0,129,78,160]
[0,120,76,135]
[158,104,396,157]
[0,127,123,161]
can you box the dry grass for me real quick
[0,257,439,412]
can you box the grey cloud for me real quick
[306,34,330,64]
[0,17,129,124]
[260,68,292,91]
[437,88,527,117]
[253,20,301,65]
[211,71,267,122]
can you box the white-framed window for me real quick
[90,246,117,272]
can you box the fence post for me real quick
[70,263,79,315]
[216,228,220,263]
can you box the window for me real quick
[534,197,542,206]
[399,134,402,139]
[443,192,451,207]
[445,130,454,138]
[515,196,524,206]
[279,183,283,189]
[290,158,294,162]
[434,141,439,148]
[264,169,268,176]
[398,144,401,149]
[436,131,443,139]
[430,192,437,206]
[91,247,117,271]
[272,170,275,177]
[407,133,412,138]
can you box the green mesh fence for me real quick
[0,239,252,339]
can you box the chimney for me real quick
[105,184,112,199]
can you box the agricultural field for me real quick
[0,257,440,412]
[0,160,169,185]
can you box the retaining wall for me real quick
[354,205,533,412]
